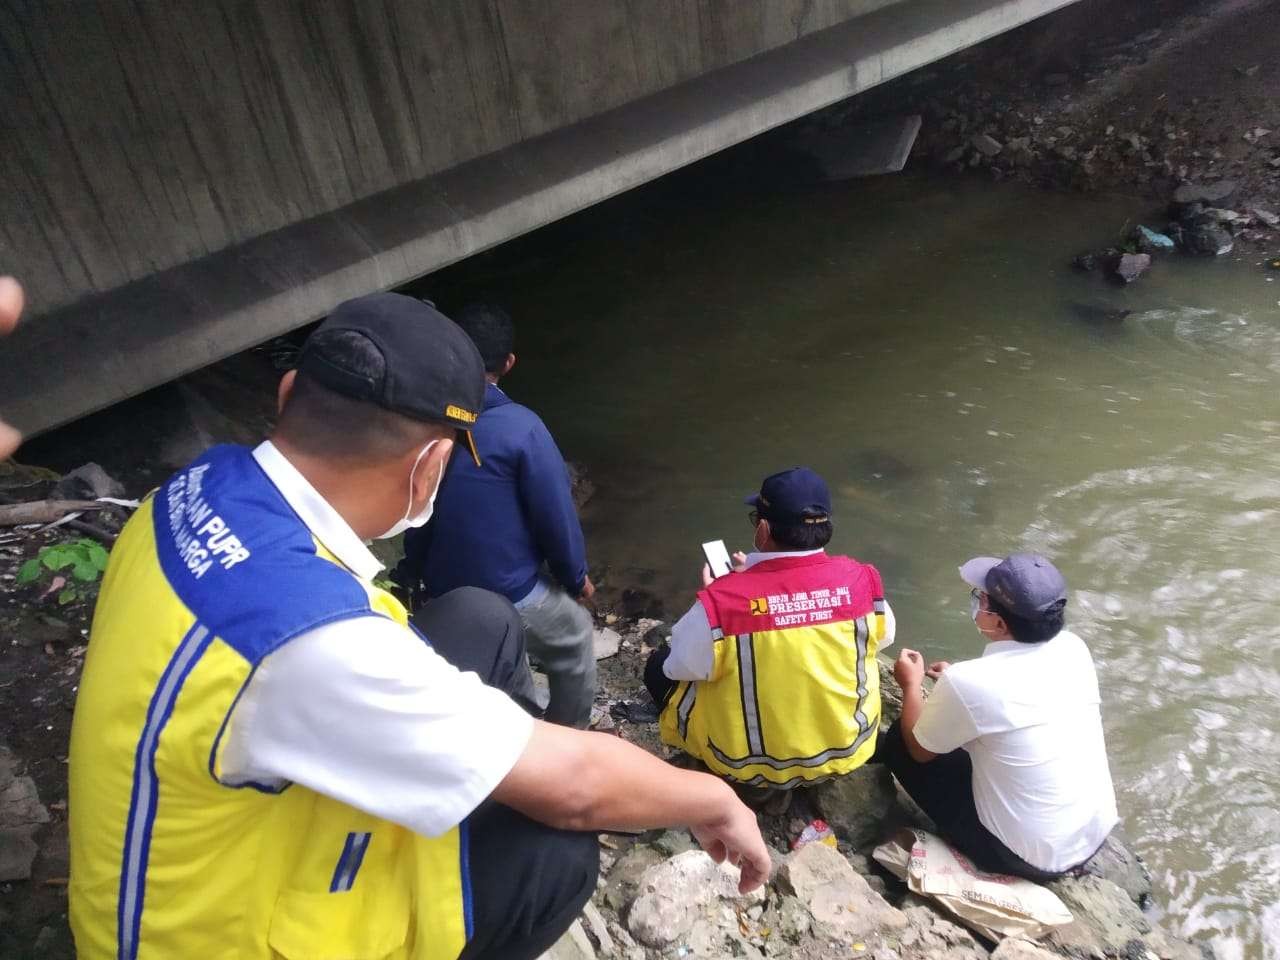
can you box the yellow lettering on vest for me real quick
[749,598,769,615]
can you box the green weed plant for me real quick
[17,538,111,605]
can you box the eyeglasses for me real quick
[970,587,989,610]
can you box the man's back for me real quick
[406,383,586,604]
[923,631,1118,871]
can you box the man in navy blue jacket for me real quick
[401,303,596,727]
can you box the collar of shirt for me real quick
[742,548,824,570]
[981,638,1026,657]
[252,441,384,581]
[485,382,512,409]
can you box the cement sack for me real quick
[873,828,1073,941]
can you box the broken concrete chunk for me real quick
[971,133,1003,156]
[626,850,763,947]
[777,842,906,941]
[592,627,621,660]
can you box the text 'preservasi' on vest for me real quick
[752,586,853,626]
[166,463,252,578]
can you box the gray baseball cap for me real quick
[959,553,1068,619]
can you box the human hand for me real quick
[731,551,748,573]
[926,661,951,680]
[690,792,772,894]
[0,277,24,460]
[577,575,596,606]
[894,649,926,690]
[701,563,714,588]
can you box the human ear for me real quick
[276,370,297,415]
[411,436,454,502]
[503,353,517,377]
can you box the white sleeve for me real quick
[219,615,534,838]
[912,673,980,756]
[663,602,715,681]
[880,600,896,650]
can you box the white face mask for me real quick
[376,440,443,540]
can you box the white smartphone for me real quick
[701,539,733,579]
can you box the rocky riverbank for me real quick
[577,617,1208,960]
[808,0,1280,254]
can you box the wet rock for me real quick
[593,627,621,660]
[51,462,126,501]
[0,745,51,882]
[811,765,898,850]
[1078,832,1152,907]
[1135,225,1175,252]
[897,905,989,960]
[972,133,1004,157]
[1172,180,1238,205]
[1045,876,1201,960]
[625,850,765,947]
[539,919,595,960]
[1250,206,1279,226]
[1113,253,1151,284]
[648,828,698,858]
[1182,222,1234,256]
[0,829,39,883]
[879,659,904,724]
[776,842,906,941]
[1071,252,1101,272]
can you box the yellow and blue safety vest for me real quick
[659,552,887,786]
[69,445,471,960]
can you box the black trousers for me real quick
[413,587,600,960]
[643,643,679,710]
[877,720,1065,882]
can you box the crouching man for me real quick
[645,467,895,806]
[884,552,1119,880]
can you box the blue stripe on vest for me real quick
[329,832,373,893]
[116,622,215,960]
[460,818,474,939]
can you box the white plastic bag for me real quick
[873,828,1073,941]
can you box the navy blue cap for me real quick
[960,553,1068,619]
[745,467,832,526]
[297,293,485,464]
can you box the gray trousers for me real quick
[516,580,596,728]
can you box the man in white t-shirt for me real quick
[883,552,1118,880]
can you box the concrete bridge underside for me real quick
[0,0,1078,435]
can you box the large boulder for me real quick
[776,842,906,942]
[1044,876,1202,960]
[602,844,665,912]
[992,940,1062,960]
[625,850,764,948]
[811,764,899,850]
[1182,222,1234,256]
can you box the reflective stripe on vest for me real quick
[657,553,887,785]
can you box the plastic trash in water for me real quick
[790,818,837,851]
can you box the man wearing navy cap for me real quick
[647,467,896,809]
[885,553,1119,880]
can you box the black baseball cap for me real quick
[959,553,1068,619]
[745,467,832,525]
[296,293,486,464]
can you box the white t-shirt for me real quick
[913,632,1119,873]
[664,550,896,681]
[217,442,534,838]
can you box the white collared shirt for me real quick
[217,442,534,838]
[913,630,1119,872]
[663,549,896,681]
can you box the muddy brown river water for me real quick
[430,172,1280,959]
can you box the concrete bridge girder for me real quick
[0,0,1079,435]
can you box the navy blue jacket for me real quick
[403,383,588,603]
